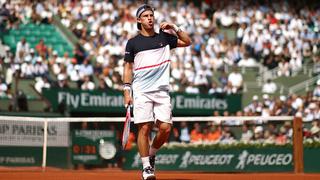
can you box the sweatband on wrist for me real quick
[172,24,181,33]
[123,83,132,91]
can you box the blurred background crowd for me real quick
[0,0,320,146]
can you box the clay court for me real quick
[0,168,320,180]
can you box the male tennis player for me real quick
[123,4,191,180]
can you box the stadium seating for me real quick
[1,23,73,57]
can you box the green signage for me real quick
[0,146,68,168]
[123,146,294,172]
[43,88,242,115]
[304,148,320,173]
[171,93,242,115]
[71,130,116,165]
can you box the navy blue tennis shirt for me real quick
[124,30,178,93]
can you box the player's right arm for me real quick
[123,61,133,107]
[123,40,134,107]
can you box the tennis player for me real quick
[122,4,191,180]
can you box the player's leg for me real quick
[152,121,172,149]
[149,121,171,168]
[150,90,173,169]
[134,92,156,180]
[137,122,153,164]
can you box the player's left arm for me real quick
[176,30,192,47]
[160,22,192,47]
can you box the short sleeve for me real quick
[124,40,134,62]
[162,31,178,49]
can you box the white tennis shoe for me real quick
[141,166,156,180]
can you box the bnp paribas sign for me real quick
[43,88,241,115]
[123,147,293,172]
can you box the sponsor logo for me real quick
[130,150,293,170]
[58,92,123,109]
[131,153,180,168]
[172,95,228,110]
[0,156,35,164]
[179,151,234,168]
[235,150,293,169]
[0,121,69,147]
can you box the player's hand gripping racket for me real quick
[122,105,131,150]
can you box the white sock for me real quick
[149,146,159,157]
[141,156,151,169]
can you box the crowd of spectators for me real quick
[176,118,319,144]
[2,2,320,154]
[0,1,320,143]
[0,0,319,98]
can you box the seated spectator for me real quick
[263,130,276,144]
[237,52,257,67]
[283,121,293,139]
[205,123,221,142]
[110,72,123,91]
[240,124,253,143]
[0,78,8,97]
[253,126,264,142]
[190,123,203,143]
[20,55,34,78]
[170,126,180,142]
[261,101,272,117]
[97,77,109,90]
[2,46,11,63]
[313,79,320,98]
[262,79,277,94]
[66,59,81,88]
[208,81,224,94]
[185,82,200,94]
[51,53,65,76]
[220,126,235,144]
[33,57,48,77]
[34,76,50,93]
[74,43,86,64]
[305,102,320,122]
[35,39,48,57]
[276,126,288,145]
[81,75,95,90]
[15,37,30,63]
[218,70,229,88]
[310,120,320,140]
[54,74,69,89]
[277,59,290,77]
[289,52,302,74]
[211,53,226,70]
[194,70,209,94]
[179,122,190,143]
[244,95,263,115]
[0,3,10,32]
[29,49,37,64]
[202,127,210,142]
[79,59,94,78]
[273,95,290,115]
[227,66,243,93]
[49,50,58,66]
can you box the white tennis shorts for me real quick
[133,90,172,124]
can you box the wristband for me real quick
[123,83,132,92]
[172,24,181,33]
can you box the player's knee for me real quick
[139,123,152,136]
[159,123,171,135]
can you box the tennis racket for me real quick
[122,105,132,150]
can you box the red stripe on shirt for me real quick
[135,60,171,71]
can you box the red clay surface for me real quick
[0,168,320,180]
